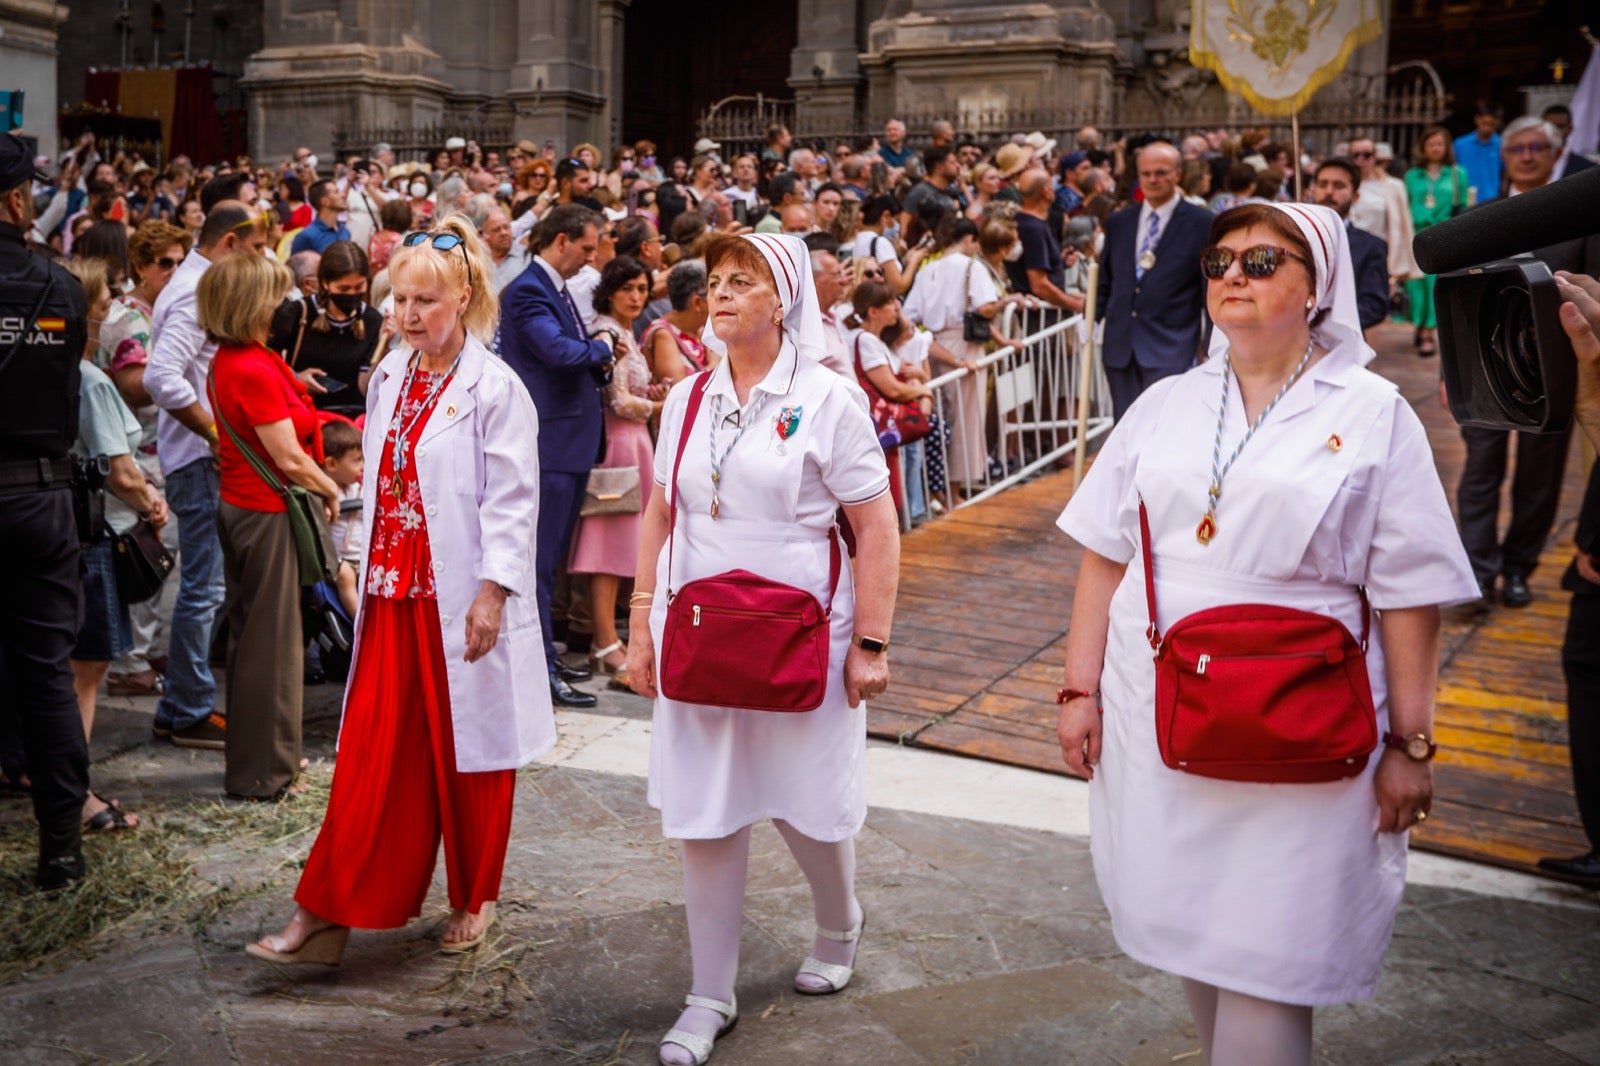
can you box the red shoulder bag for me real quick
[853,334,931,450]
[657,373,839,712]
[1140,499,1378,783]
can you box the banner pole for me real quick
[1073,260,1100,491]
[1291,108,1303,200]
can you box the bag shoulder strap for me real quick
[1137,496,1368,651]
[208,364,290,500]
[664,371,841,612]
[962,254,976,313]
[288,298,311,370]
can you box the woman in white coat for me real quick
[1055,203,1476,1064]
[624,233,901,1066]
[247,216,554,965]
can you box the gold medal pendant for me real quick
[1196,512,1216,545]
[1139,249,1157,271]
[392,474,406,498]
[710,493,720,520]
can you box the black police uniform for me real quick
[0,203,93,887]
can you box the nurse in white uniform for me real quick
[1055,203,1477,1064]
[624,232,901,1066]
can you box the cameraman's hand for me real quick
[1557,272,1600,453]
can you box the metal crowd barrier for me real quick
[901,305,1113,524]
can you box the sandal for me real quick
[659,993,738,1066]
[794,910,865,995]
[83,792,138,833]
[440,901,496,954]
[106,669,164,697]
[589,640,626,675]
[246,924,350,966]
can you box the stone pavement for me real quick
[3,681,1599,1065]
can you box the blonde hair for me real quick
[196,253,292,346]
[387,213,499,344]
[65,257,111,308]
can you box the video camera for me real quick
[1415,165,1600,433]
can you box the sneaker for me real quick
[171,712,227,750]
[151,720,173,739]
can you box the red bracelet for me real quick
[1056,688,1099,704]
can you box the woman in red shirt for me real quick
[200,253,341,801]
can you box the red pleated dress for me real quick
[295,366,515,929]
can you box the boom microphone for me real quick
[1412,163,1600,275]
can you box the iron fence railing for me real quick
[329,121,514,164]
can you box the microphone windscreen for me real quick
[1411,164,1600,275]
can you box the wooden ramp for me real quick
[871,324,1591,875]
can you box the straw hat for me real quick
[1024,131,1058,158]
[994,143,1033,179]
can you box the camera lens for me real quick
[1481,284,1545,418]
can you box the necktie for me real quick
[561,284,583,334]
[1137,208,1162,280]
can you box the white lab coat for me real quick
[349,334,555,772]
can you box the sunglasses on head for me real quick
[1199,245,1309,280]
[403,230,476,290]
[229,209,273,233]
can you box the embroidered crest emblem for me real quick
[775,406,802,441]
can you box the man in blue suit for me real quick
[499,204,615,707]
[1312,158,1389,330]
[1098,141,1212,420]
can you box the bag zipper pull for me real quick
[693,605,701,627]
[1196,654,1210,675]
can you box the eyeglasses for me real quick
[620,155,637,163]
[152,256,182,270]
[1199,244,1309,280]
[402,230,476,291]
[860,269,885,279]
[1505,142,1553,157]
[1350,150,1374,159]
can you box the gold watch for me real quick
[851,634,889,655]
[1381,731,1437,762]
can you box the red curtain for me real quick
[78,66,225,166]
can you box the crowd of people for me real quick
[4,94,1600,1065]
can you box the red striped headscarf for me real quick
[1207,202,1376,368]
[701,232,831,366]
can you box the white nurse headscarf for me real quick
[1206,201,1376,368]
[700,232,831,365]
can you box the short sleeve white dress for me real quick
[1057,348,1478,1006]
[647,339,891,841]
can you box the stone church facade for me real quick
[26,0,1392,163]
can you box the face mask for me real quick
[620,160,635,173]
[325,292,366,315]
[642,155,656,168]
[410,182,429,198]
[499,182,513,199]
[1004,241,1024,262]
[884,222,902,243]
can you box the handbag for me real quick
[110,519,175,604]
[580,466,642,517]
[657,372,839,713]
[1139,499,1378,783]
[209,368,335,588]
[961,256,992,343]
[853,335,932,450]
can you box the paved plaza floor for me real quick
[2,682,1598,1065]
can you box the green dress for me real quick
[1403,164,1468,329]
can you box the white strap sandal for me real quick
[589,640,626,673]
[658,993,738,1066]
[794,911,865,995]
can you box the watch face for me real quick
[1405,735,1433,760]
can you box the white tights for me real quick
[1181,979,1313,1066]
[659,821,858,1065]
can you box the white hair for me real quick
[1502,116,1564,152]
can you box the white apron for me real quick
[1059,352,1477,1005]
[647,343,890,841]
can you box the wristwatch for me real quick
[591,326,621,348]
[1382,731,1438,762]
[851,634,889,655]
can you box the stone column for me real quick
[0,0,71,160]
[240,0,452,163]
[790,0,862,135]
[597,0,630,150]
[508,0,608,149]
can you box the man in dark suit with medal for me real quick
[499,204,616,707]
[1098,141,1213,421]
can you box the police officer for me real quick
[0,132,92,888]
